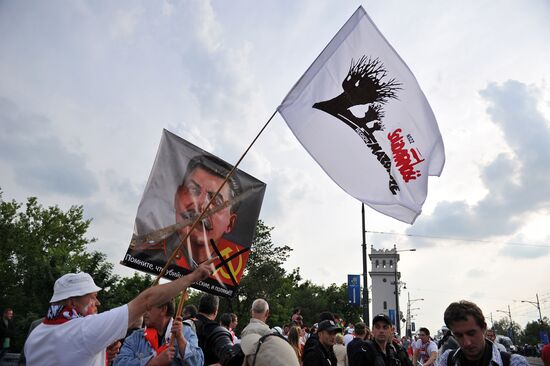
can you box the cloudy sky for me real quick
[1,0,549,333]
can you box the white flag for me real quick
[278,6,445,224]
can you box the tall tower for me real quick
[369,245,400,322]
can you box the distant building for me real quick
[369,245,401,322]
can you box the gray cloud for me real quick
[498,244,550,259]
[105,171,144,208]
[466,269,487,279]
[0,97,99,197]
[497,232,550,259]
[408,80,550,255]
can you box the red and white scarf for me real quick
[43,304,83,325]
[144,318,174,355]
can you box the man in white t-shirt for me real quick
[413,327,437,366]
[24,258,215,366]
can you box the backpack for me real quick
[242,332,299,366]
[446,348,511,366]
[251,333,289,366]
[390,342,413,366]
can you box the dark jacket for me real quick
[350,340,401,366]
[348,337,368,365]
[0,318,15,351]
[194,313,243,365]
[303,338,337,366]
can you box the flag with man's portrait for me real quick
[121,129,266,297]
[278,6,445,224]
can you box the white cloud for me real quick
[192,0,222,53]
[409,80,550,246]
[110,6,144,39]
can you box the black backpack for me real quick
[446,348,511,366]
[390,342,413,366]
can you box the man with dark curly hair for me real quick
[438,300,528,366]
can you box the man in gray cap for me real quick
[24,259,215,366]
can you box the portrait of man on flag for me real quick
[122,129,266,297]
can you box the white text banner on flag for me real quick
[278,6,445,224]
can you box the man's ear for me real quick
[160,304,169,316]
[225,213,237,233]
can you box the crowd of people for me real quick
[2,265,549,366]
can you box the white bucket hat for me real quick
[50,272,102,303]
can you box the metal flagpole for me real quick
[362,204,370,324]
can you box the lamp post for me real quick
[521,294,544,324]
[497,305,514,343]
[392,245,416,335]
[406,292,424,337]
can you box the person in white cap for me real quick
[24,258,215,366]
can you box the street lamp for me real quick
[392,245,416,335]
[406,293,424,337]
[521,294,544,324]
[496,305,515,343]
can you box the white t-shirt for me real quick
[414,339,438,363]
[24,305,128,366]
[343,333,354,346]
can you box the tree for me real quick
[0,192,118,351]
[520,318,550,345]
[229,220,296,330]
[492,318,522,344]
[100,272,153,310]
[214,220,362,333]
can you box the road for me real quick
[527,356,543,366]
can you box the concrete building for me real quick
[369,245,401,324]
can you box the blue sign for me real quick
[389,309,396,325]
[540,330,549,344]
[347,274,361,306]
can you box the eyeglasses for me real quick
[183,180,227,209]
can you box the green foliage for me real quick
[216,219,362,334]
[100,272,153,310]
[519,318,550,345]
[0,193,118,351]
[228,220,295,330]
[491,318,523,343]
[0,193,366,351]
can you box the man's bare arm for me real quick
[127,258,215,327]
[425,351,437,366]
[413,348,419,365]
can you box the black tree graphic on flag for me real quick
[313,56,402,194]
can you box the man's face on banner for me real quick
[175,166,237,263]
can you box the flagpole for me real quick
[362,204,370,325]
[153,109,278,286]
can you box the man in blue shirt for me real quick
[115,299,203,366]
